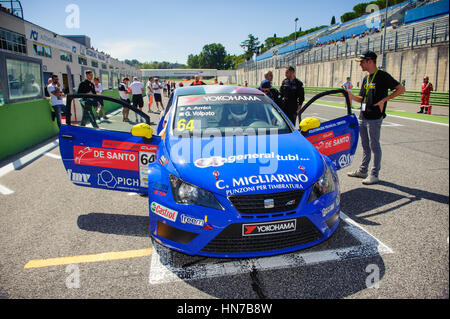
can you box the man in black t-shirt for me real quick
[347,51,405,185]
[77,70,99,128]
[279,66,305,126]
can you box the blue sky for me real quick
[19,0,366,64]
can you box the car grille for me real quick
[201,217,322,254]
[228,190,303,214]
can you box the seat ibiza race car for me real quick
[59,85,358,257]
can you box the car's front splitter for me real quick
[149,206,340,258]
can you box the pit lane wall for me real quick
[237,44,449,93]
[0,90,121,161]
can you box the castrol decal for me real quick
[151,202,178,222]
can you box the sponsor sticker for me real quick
[67,169,91,185]
[242,219,297,237]
[151,202,178,222]
[313,133,351,156]
[158,155,169,166]
[97,170,140,190]
[321,203,335,217]
[306,131,334,144]
[180,214,205,227]
[74,146,139,171]
[102,140,158,153]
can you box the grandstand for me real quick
[251,0,448,63]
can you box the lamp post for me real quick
[294,17,299,65]
[381,0,388,69]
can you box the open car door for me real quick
[59,94,161,194]
[299,89,359,170]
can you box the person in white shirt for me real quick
[94,77,108,120]
[129,77,145,122]
[146,77,154,112]
[47,74,65,128]
[152,78,164,112]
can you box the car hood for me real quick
[166,132,325,197]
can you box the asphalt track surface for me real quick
[0,90,448,299]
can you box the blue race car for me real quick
[59,85,358,258]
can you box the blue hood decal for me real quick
[166,132,324,196]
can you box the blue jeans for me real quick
[359,117,383,177]
[52,104,65,128]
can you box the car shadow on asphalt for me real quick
[149,220,389,299]
[77,212,149,237]
[341,181,449,226]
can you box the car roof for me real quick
[174,85,264,96]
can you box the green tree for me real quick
[198,43,228,69]
[187,54,200,68]
[331,16,336,25]
[341,11,357,23]
[240,34,260,60]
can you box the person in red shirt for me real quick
[418,76,433,114]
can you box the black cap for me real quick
[260,79,272,89]
[355,51,377,62]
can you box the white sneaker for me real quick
[347,170,368,178]
[362,175,379,185]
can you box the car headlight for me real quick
[308,162,336,203]
[169,174,224,210]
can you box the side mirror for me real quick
[131,123,153,139]
[299,117,321,133]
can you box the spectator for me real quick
[259,79,282,108]
[152,78,164,112]
[341,77,353,92]
[94,77,107,120]
[346,51,405,185]
[146,77,154,112]
[190,75,206,86]
[162,79,168,96]
[129,77,145,122]
[44,77,52,99]
[279,66,305,126]
[47,74,66,128]
[258,71,274,90]
[77,70,99,128]
[118,77,131,122]
[418,76,433,114]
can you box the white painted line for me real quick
[381,121,404,127]
[148,211,393,285]
[44,153,62,159]
[0,184,14,195]
[0,138,59,179]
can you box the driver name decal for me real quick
[313,133,351,156]
[74,146,139,171]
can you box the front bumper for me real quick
[149,187,341,258]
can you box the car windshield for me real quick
[172,94,292,137]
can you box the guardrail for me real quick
[303,86,449,106]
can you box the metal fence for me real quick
[238,15,449,71]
